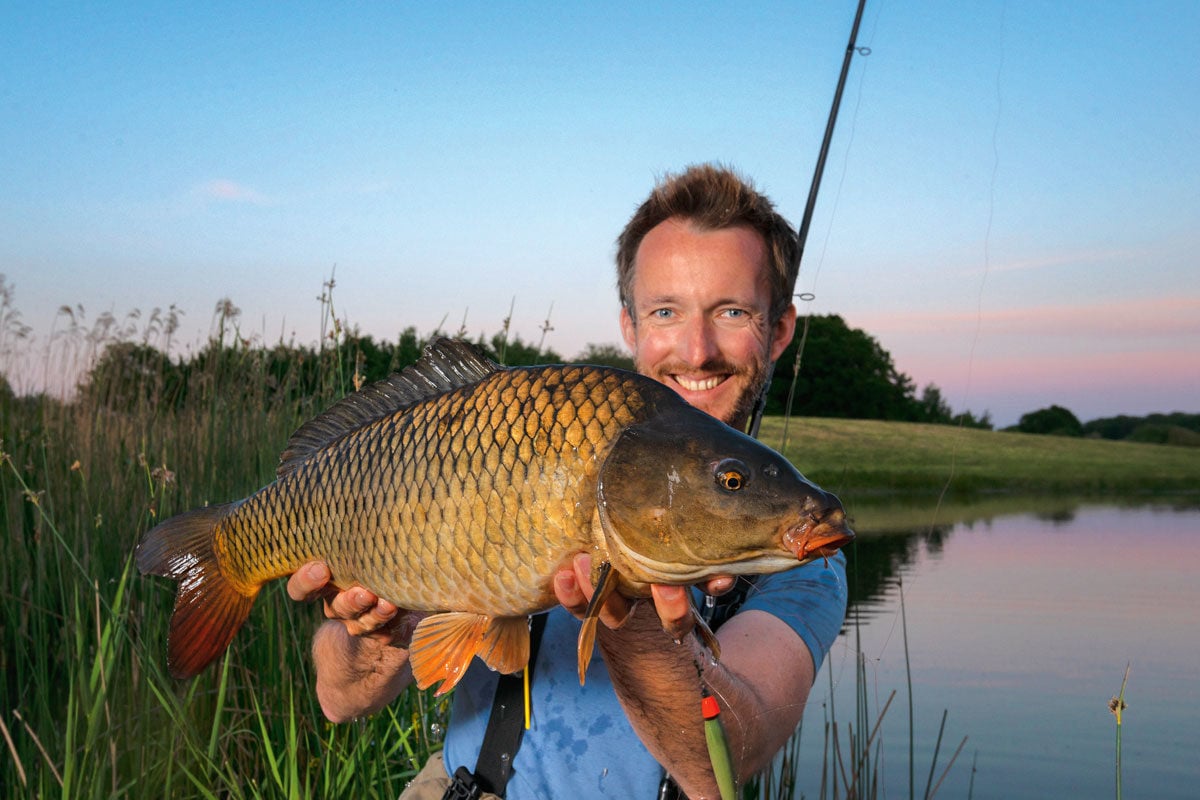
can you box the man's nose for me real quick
[678,317,720,366]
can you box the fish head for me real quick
[597,404,853,587]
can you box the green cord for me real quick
[702,691,736,800]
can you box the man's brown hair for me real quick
[616,164,800,323]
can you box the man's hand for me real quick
[552,553,734,637]
[287,561,423,646]
[287,561,421,722]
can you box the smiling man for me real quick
[288,164,848,800]
[615,169,798,430]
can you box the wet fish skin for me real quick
[136,338,852,694]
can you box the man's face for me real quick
[620,218,796,429]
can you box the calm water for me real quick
[784,499,1200,800]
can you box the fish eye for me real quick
[714,459,749,492]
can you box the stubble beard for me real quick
[640,354,770,431]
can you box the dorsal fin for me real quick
[277,337,501,476]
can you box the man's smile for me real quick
[672,373,727,392]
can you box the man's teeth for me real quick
[676,375,722,391]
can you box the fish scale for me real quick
[215,362,643,617]
[137,337,852,693]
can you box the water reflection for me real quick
[838,493,1199,621]
[793,496,1200,800]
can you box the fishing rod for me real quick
[748,0,869,441]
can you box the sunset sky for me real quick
[2,2,1196,426]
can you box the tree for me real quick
[76,341,188,411]
[572,343,635,371]
[918,384,953,423]
[478,332,562,367]
[1016,405,1083,437]
[765,315,922,421]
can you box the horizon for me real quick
[2,2,1197,428]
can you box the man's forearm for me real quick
[597,602,723,798]
[597,602,815,799]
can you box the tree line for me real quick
[6,307,1190,445]
[1012,405,1200,447]
[10,313,990,429]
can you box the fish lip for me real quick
[782,511,854,562]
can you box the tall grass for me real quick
[1,295,447,798]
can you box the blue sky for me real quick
[2,1,1197,426]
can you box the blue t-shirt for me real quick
[440,552,848,799]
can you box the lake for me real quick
[781,497,1200,799]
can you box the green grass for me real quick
[1,328,446,798]
[761,416,1200,496]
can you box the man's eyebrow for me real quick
[639,295,766,311]
[637,293,681,306]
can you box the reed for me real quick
[0,294,444,798]
[747,552,968,800]
[1110,664,1131,800]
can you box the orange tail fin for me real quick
[136,503,257,678]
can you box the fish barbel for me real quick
[137,337,852,694]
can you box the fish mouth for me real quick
[783,508,854,563]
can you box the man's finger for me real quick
[287,561,331,602]
[554,566,588,615]
[325,587,383,621]
[701,575,735,596]
[651,584,694,640]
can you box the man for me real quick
[288,164,848,799]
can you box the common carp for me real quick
[137,337,852,694]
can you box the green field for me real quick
[759,415,1200,497]
[1,358,1195,798]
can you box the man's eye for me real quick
[652,308,673,319]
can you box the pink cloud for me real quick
[965,349,1198,392]
[194,178,269,205]
[858,296,1200,340]
[896,345,1199,422]
[981,247,1141,275]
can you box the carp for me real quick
[137,337,852,694]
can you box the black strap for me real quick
[444,613,548,799]
[699,576,753,631]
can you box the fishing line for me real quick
[817,0,1011,683]
[930,0,1007,526]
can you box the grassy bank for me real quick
[760,416,1200,497]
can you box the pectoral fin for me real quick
[576,560,617,686]
[408,612,533,696]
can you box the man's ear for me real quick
[769,303,797,362]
